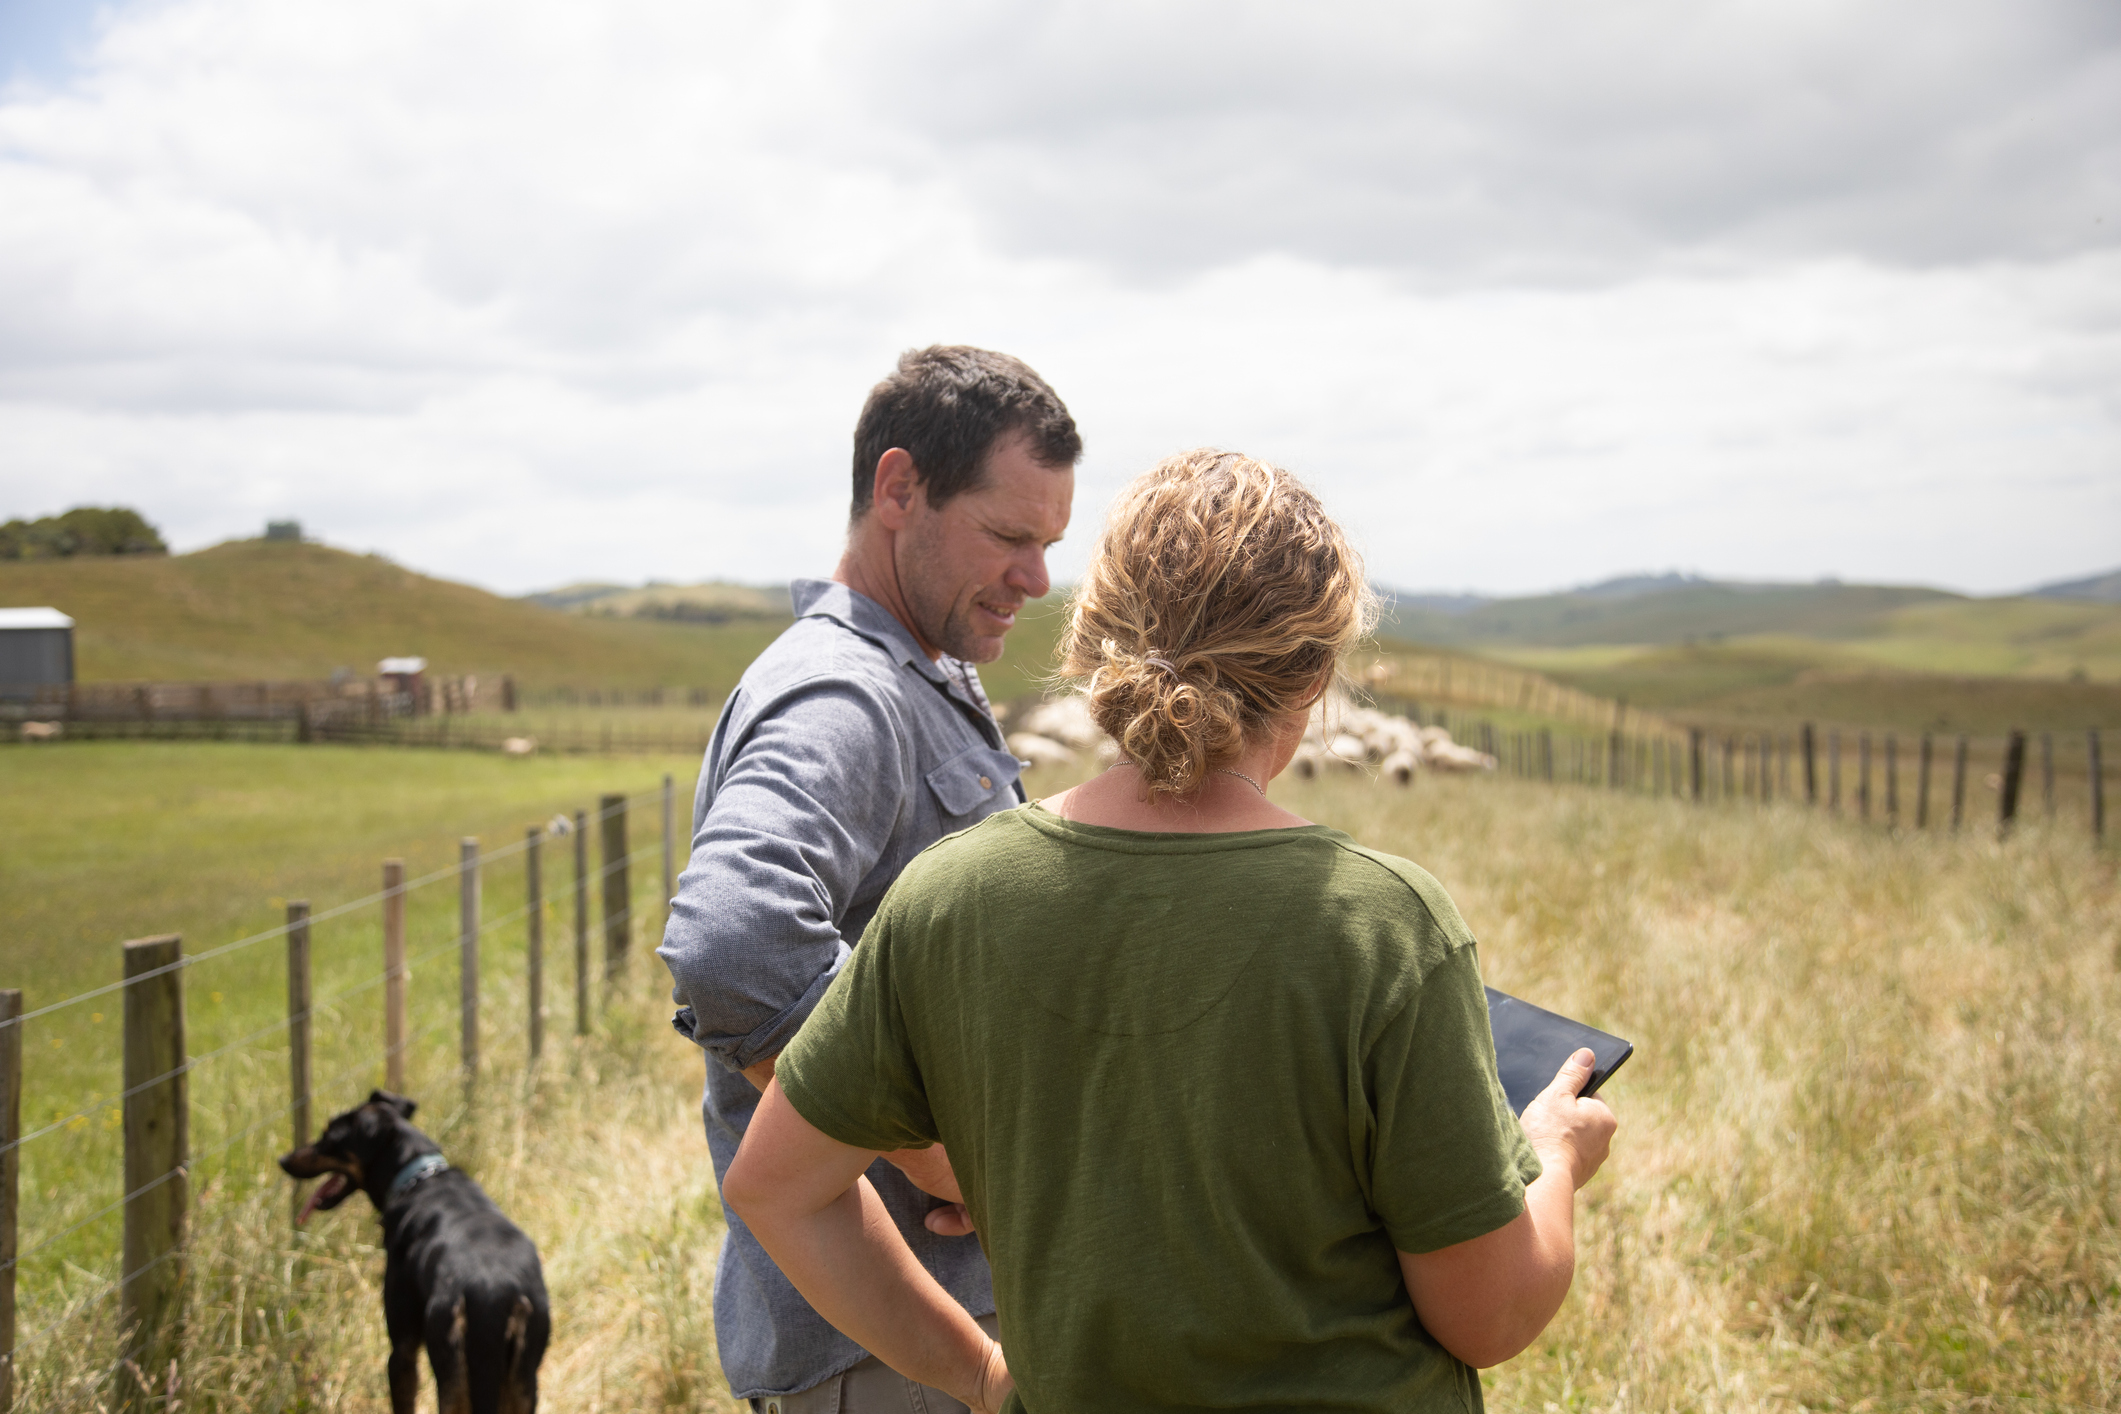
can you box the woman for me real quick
[725,450,1618,1413]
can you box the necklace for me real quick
[1110,759,1264,796]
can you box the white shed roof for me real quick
[0,607,74,630]
[378,656,427,674]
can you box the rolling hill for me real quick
[1383,575,1960,647]
[0,539,789,690]
[1397,576,2121,733]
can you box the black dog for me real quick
[280,1091,550,1414]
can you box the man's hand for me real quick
[885,1144,977,1237]
[724,1081,1003,1404]
[1517,1048,1617,1190]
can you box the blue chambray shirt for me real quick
[657,578,1026,1401]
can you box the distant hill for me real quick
[523,580,793,623]
[0,539,789,690]
[2030,567,2121,603]
[1381,575,1956,647]
[1370,571,2121,730]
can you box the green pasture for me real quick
[1492,633,2121,735]
[0,741,701,1357]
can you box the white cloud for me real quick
[0,0,2115,597]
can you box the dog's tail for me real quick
[463,1288,549,1414]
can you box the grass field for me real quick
[1,740,711,1411]
[1388,579,2121,683]
[1492,636,2121,736]
[8,741,2116,1411]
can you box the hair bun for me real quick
[1059,450,1374,801]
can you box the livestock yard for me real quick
[1,731,2114,1413]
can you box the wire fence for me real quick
[10,714,721,756]
[1350,694,2108,843]
[0,775,687,1412]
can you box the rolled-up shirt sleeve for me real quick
[658,676,913,1075]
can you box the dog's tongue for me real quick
[297,1174,348,1225]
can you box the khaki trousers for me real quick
[751,1315,1000,1414]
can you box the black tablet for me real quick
[1485,987,1633,1116]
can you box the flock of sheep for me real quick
[1002,695,1499,785]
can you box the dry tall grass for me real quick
[1280,773,2120,1412]
[16,772,2116,1412]
[18,995,741,1414]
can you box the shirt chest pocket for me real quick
[924,746,1024,818]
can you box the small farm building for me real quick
[0,607,75,699]
[379,656,427,695]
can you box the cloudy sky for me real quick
[1,0,2116,596]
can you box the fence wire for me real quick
[1,780,673,1037]
[1,780,679,1378]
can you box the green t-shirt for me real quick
[777,804,1541,1414]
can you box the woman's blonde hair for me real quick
[1059,449,1376,801]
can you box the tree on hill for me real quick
[0,506,169,559]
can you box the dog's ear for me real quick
[368,1089,417,1120]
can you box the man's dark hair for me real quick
[850,346,1081,520]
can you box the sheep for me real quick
[20,720,62,742]
[1008,732,1077,769]
[1017,695,1104,750]
[501,736,538,757]
[1297,696,1498,779]
[1380,748,1421,786]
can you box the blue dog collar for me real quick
[386,1153,450,1205]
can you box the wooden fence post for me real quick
[1721,737,1734,801]
[573,811,590,1034]
[1802,722,1817,805]
[1540,729,1553,784]
[1,989,20,1414]
[382,859,407,1094]
[600,796,630,985]
[2091,729,2105,842]
[661,774,676,923]
[1885,735,1898,825]
[1688,729,1703,801]
[1829,732,1842,812]
[1951,735,1969,831]
[459,839,479,1080]
[286,901,311,1226]
[1917,734,1933,829]
[526,827,543,1064]
[1858,733,1872,822]
[121,935,187,1397]
[1999,729,2026,836]
[2040,732,2054,817]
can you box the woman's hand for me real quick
[970,1335,1013,1413]
[1399,1049,1618,1368]
[1517,1048,1617,1189]
[725,1082,1006,1400]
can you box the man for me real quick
[658,346,1080,1412]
